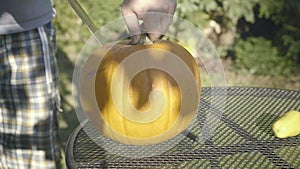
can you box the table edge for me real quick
[65,119,89,169]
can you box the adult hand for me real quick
[121,0,177,44]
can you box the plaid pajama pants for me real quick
[0,22,61,168]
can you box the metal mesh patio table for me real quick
[65,87,300,168]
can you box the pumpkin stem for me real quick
[137,33,153,45]
[128,33,168,45]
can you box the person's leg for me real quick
[0,22,61,168]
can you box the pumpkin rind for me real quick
[81,40,201,145]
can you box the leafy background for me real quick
[52,0,299,168]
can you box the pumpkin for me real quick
[80,40,201,145]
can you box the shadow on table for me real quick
[255,112,281,137]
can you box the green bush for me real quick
[233,37,293,76]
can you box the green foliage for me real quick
[258,0,300,64]
[177,0,259,28]
[177,0,299,76]
[222,0,259,24]
[53,0,123,58]
[258,0,284,19]
[175,0,209,28]
[53,0,299,77]
[277,25,300,63]
[53,0,79,34]
[233,37,293,76]
[81,0,122,27]
[176,0,261,60]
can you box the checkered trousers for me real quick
[0,22,61,169]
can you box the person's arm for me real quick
[121,0,177,44]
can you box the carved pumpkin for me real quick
[80,40,201,145]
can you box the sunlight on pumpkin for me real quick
[91,40,201,145]
[129,69,179,112]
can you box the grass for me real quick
[222,58,300,90]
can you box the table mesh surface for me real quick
[66,87,300,168]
